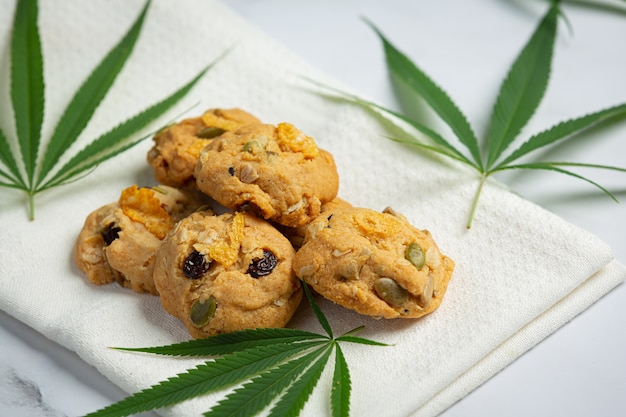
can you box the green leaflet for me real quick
[1,0,217,220]
[206,346,330,417]
[335,334,389,346]
[85,282,388,417]
[359,94,479,168]
[496,103,626,168]
[10,0,44,187]
[35,0,151,184]
[485,3,558,169]
[317,0,626,228]
[495,162,626,202]
[37,62,219,190]
[331,345,351,417]
[301,77,478,168]
[365,19,483,168]
[0,128,24,187]
[112,327,327,357]
[84,341,324,417]
[267,345,333,417]
[304,276,334,338]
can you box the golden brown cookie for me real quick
[153,211,302,338]
[278,197,353,249]
[195,122,339,228]
[73,185,208,294]
[292,207,454,319]
[147,108,261,188]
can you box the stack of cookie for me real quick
[74,108,454,339]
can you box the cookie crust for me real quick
[147,108,260,188]
[73,185,207,294]
[292,207,454,319]
[153,211,302,338]
[195,123,339,228]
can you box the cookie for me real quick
[153,211,302,338]
[278,197,353,249]
[73,185,208,294]
[292,207,454,319]
[195,122,339,228]
[147,108,261,188]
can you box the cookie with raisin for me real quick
[73,185,208,294]
[153,211,302,338]
[292,207,455,319]
[195,122,339,228]
[147,108,261,188]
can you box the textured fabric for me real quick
[0,1,623,416]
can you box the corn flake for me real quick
[355,210,402,238]
[201,111,244,132]
[119,185,173,239]
[276,122,319,158]
[208,212,244,268]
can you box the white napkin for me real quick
[0,1,624,416]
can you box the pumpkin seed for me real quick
[405,242,425,270]
[190,296,217,327]
[197,126,226,139]
[243,139,265,153]
[337,262,358,281]
[374,277,408,307]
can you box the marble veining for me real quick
[0,363,66,417]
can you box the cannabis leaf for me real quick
[310,0,626,228]
[83,282,387,417]
[0,0,218,220]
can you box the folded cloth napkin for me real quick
[0,1,624,416]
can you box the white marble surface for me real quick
[1,1,625,416]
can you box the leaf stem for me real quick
[27,191,35,221]
[467,173,488,229]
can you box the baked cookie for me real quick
[278,197,353,249]
[73,185,208,294]
[292,207,454,319]
[195,122,339,228]
[153,211,302,338]
[147,108,261,188]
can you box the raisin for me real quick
[247,249,278,278]
[238,202,263,218]
[101,224,121,246]
[183,250,210,279]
